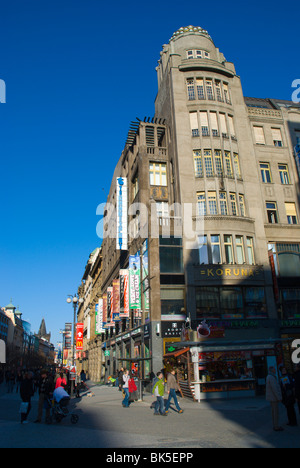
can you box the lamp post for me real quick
[66,294,83,396]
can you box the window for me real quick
[239,194,245,217]
[198,235,208,264]
[266,202,278,224]
[230,193,237,216]
[161,288,185,319]
[285,202,298,224]
[186,49,209,59]
[200,111,209,136]
[204,150,213,177]
[220,287,243,318]
[133,176,139,198]
[149,163,167,186]
[219,192,228,215]
[219,113,228,138]
[190,112,199,137]
[224,235,234,263]
[260,162,272,183]
[159,236,183,273]
[196,78,205,100]
[156,201,169,220]
[228,115,236,138]
[197,192,206,216]
[187,79,195,100]
[215,81,223,102]
[272,128,283,147]
[223,83,231,104]
[210,112,219,137]
[246,237,255,265]
[253,126,265,144]
[194,150,203,177]
[225,151,233,177]
[235,235,245,264]
[206,79,214,100]
[214,150,223,176]
[196,287,219,319]
[208,191,217,214]
[211,235,221,264]
[279,164,290,184]
[232,153,241,179]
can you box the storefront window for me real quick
[161,288,185,319]
[196,287,219,319]
[220,287,243,318]
[244,287,267,318]
[281,289,300,319]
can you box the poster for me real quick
[112,278,120,322]
[129,253,141,309]
[120,269,129,318]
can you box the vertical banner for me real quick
[129,253,141,309]
[116,177,128,250]
[103,294,108,329]
[64,323,72,350]
[112,278,120,322]
[95,299,105,334]
[120,269,129,318]
[106,287,114,327]
[142,239,149,311]
[76,323,84,350]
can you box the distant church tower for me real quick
[37,318,51,342]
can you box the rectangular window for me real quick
[206,79,214,100]
[208,191,217,215]
[266,202,278,224]
[225,151,233,177]
[197,192,207,216]
[215,81,223,102]
[285,202,298,224]
[210,112,219,137]
[193,150,203,177]
[200,111,209,136]
[220,287,243,319]
[219,192,228,215]
[253,126,265,144]
[230,193,237,216]
[228,115,236,138]
[239,194,245,217]
[187,78,195,100]
[211,235,221,264]
[214,150,223,176]
[149,163,167,186]
[198,235,209,264]
[219,113,228,138]
[161,288,185,318]
[196,78,205,100]
[196,287,219,319]
[279,164,290,184]
[233,153,241,178]
[223,83,231,104]
[272,128,283,147]
[190,112,199,137]
[260,162,272,183]
[224,235,234,263]
[246,237,255,265]
[235,235,245,264]
[159,237,183,274]
[204,150,213,177]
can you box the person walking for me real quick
[165,369,183,414]
[34,369,54,424]
[152,371,167,416]
[55,372,67,390]
[122,369,130,408]
[280,367,298,427]
[118,367,124,392]
[20,371,34,424]
[266,366,283,431]
[128,372,138,403]
[294,363,300,415]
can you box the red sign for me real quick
[76,323,84,350]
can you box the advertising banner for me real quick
[76,323,84,350]
[112,278,120,322]
[95,299,105,334]
[103,294,108,329]
[142,239,149,310]
[106,287,114,327]
[129,253,141,309]
[116,177,128,250]
[120,269,129,318]
[64,322,72,350]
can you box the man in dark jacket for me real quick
[20,371,34,424]
[34,369,54,423]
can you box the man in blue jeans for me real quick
[122,369,130,407]
[165,369,183,414]
[152,371,167,416]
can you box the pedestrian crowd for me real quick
[266,363,300,431]
[0,366,88,424]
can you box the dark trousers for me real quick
[21,399,31,422]
[286,404,297,425]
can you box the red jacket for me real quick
[128,378,137,393]
[55,377,67,389]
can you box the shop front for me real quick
[164,339,282,401]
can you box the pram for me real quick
[45,396,79,425]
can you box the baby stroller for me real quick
[46,396,79,425]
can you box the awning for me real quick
[163,347,190,359]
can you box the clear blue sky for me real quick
[0,0,298,348]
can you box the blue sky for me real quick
[0,0,299,348]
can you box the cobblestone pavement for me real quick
[0,382,299,448]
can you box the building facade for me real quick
[88,26,300,396]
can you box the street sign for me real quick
[104,350,110,357]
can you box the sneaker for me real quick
[165,410,169,413]
[178,409,184,413]
[161,412,168,416]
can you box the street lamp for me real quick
[66,294,83,396]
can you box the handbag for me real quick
[19,402,29,414]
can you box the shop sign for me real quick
[162,322,183,338]
[194,265,264,282]
[144,323,151,339]
[280,319,300,328]
[76,323,84,350]
[104,350,110,357]
[206,319,259,329]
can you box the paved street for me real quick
[0,382,299,449]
